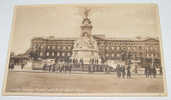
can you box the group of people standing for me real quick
[115,63,161,79]
[72,58,100,65]
[116,64,131,79]
[89,58,99,65]
[9,63,25,71]
[9,63,15,71]
[72,58,82,65]
[144,64,157,78]
[43,63,72,73]
[9,57,162,80]
[42,61,111,73]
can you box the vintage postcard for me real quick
[2,4,167,96]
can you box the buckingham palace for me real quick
[10,10,162,70]
[27,34,161,66]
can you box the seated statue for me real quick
[73,33,98,50]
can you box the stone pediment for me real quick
[143,38,159,42]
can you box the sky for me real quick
[10,4,161,54]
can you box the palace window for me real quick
[52,46,56,49]
[117,47,120,50]
[46,52,49,56]
[33,45,36,49]
[106,53,109,57]
[100,46,104,49]
[146,47,149,51]
[149,54,151,57]
[67,52,70,56]
[40,52,43,56]
[152,54,154,57]
[146,53,148,57]
[157,53,160,57]
[63,46,66,50]
[150,47,153,50]
[57,52,60,56]
[68,46,71,50]
[62,52,65,56]
[154,47,157,51]
[52,52,55,56]
[47,46,50,49]
[112,53,114,57]
[139,46,142,50]
[65,47,68,50]
[133,47,136,51]
[106,46,109,50]
[41,46,44,49]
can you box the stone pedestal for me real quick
[72,36,101,64]
[71,15,101,64]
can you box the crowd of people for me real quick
[42,62,113,73]
[41,58,108,73]
[8,57,163,79]
[9,63,15,71]
[115,64,131,79]
[144,64,158,78]
[42,63,73,73]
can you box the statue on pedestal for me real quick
[71,8,100,64]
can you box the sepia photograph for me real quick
[2,4,167,96]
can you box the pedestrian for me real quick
[159,66,162,75]
[75,58,78,65]
[60,63,63,72]
[88,64,91,72]
[148,65,152,78]
[11,63,15,71]
[57,63,61,72]
[134,65,138,74]
[52,64,56,72]
[126,65,131,79]
[63,61,66,72]
[64,63,66,72]
[104,64,107,73]
[121,65,126,79]
[21,63,25,70]
[66,63,69,72]
[144,65,148,78]
[55,63,59,72]
[152,66,156,78]
[81,59,84,72]
[93,64,95,72]
[96,64,99,72]
[9,63,15,71]
[92,58,94,64]
[69,63,72,73]
[59,63,62,72]
[43,64,46,70]
[72,58,75,65]
[116,64,121,78]
[48,64,52,72]
[97,59,99,65]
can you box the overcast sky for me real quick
[11,4,161,54]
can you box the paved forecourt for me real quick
[5,71,164,94]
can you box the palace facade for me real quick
[21,13,161,67]
[27,35,161,67]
